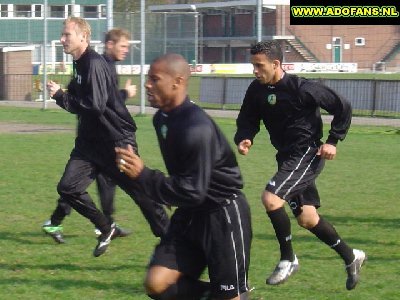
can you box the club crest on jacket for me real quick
[267,94,277,105]
[161,124,168,139]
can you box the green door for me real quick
[333,45,341,63]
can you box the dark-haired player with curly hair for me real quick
[116,53,252,300]
[234,40,366,290]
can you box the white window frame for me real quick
[66,4,80,17]
[355,37,365,46]
[15,4,32,18]
[66,4,73,17]
[0,4,12,18]
[99,4,106,19]
[32,4,43,18]
[332,37,342,45]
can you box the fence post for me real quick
[139,0,146,115]
[222,76,227,110]
[371,79,377,117]
[42,0,48,110]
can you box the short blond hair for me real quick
[64,16,92,43]
[104,28,130,44]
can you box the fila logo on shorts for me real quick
[220,284,235,291]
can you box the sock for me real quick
[267,207,294,261]
[148,277,211,300]
[309,216,355,265]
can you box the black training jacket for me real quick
[52,47,136,142]
[102,53,130,103]
[137,99,243,210]
[234,73,352,154]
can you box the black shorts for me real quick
[148,194,252,299]
[266,145,325,216]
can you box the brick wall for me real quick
[0,49,32,101]
[277,5,400,70]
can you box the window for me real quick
[66,4,73,17]
[207,9,224,15]
[355,37,365,46]
[99,5,106,18]
[0,4,9,18]
[66,4,80,17]
[332,37,342,45]
[234,8,251,14]
[15,5,31,18]
[83,6,97,18]
[32,4,42,18]
[55,45,65,63]
[50,5,65,18]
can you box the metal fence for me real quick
[198,76,400,118]
[322,79,400,116]
[113,12,199,65]
[0,12,198,66]
[0,11,199,109]
[15,73,399,119]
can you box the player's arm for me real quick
[120,79,136,101]
[237,139,253,155]
[302,82,351,160]
[115,125,213,208]
[47,80,79,114]
[304,82,352,146]
[52,61,110,115]
[316,143,336,160]
[115,144,144,177]
[234,84,261,154]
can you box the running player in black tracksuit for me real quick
[115,53,252,300]
[234,40,366,290]
[44,29,137,241]
[45,17,169,257]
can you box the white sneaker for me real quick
[266,255,299,285]
[346,249,367,290]
[93,224,117,257]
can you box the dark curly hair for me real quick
[250,40,283,63]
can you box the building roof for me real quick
[148,0,289,12]
[0,46,35,52]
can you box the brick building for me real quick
[149,0,400,71]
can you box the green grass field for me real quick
[0,107,399,299]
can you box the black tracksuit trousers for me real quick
[54,136,169,237]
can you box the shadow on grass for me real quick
[0,231,80,245]
[0,277,144,295]
[254,230,398,247]
[321,214,400,228]
[0,261,143,272]
[252,231,400,266]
